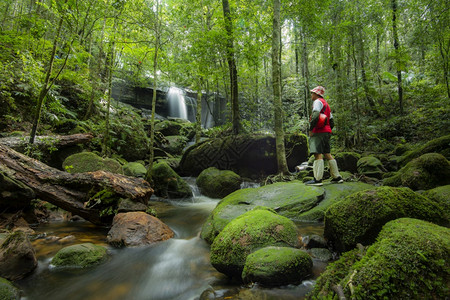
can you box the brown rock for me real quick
[0,231,37,280]
[106,212,174,247]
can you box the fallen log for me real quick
[0,133,94,150]
[0,144,153,225]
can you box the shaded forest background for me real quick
[0,0,449,155]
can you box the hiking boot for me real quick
[305,179,323,186]
[331,176,344,183]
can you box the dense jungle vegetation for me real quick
[0,0,449,156]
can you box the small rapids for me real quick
[17,181,325,300]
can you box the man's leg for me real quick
[313,153,324,181]
[324,153,343,183]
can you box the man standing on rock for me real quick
[305,86,343,186]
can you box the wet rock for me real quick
[324,186,448,252]
[383,153,450,191]
[0,277,21,300]
[148,161,192,199]
[160,135,188,156]
[210,207,300,279]
[310,218,450,299]
[196,167,242,199]
[302,234,327,249]
[0,231,37,280]
[0,171,35,210]
[309,248,332,262]
[117,198,148,213]
[51,243,107,268]
[107,212,174,247]
[242,246,312,286]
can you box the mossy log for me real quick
[0,133,94,150]
[0,144,153,225]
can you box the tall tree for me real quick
[272,0,288,174]
[391,0,403,114]
[222,0,241,134]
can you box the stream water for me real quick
[17,181,326,300]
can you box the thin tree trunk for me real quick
[222,0,240,134]
[301,29,310,118]
[392,0,403,114]
[272,0,288,175]
[195,79,203,144]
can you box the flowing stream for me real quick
[17,181,326,300]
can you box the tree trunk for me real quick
[272,0,289,175]
[392,0,403,114]
[195,79,203,144]
[222,0,241,134]
[0,144,153,226]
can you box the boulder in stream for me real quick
[196,167,242,199]
[148,160,192,199]
[51,243,108,268]
[0,277,21,300]
[0,231,37,280]
[107,212,174,247]
[210,207,300,279]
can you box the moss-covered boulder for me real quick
[123,162,147,178]
[180,133,308,179]
[155,120,184,136]
[242,246,312,286]
[62,152,123,174]
[309,218,450,299]
[210,208,300,279]
[383,153,450,191]
[0,232,37,280]
[357,156,385,179]
[160,135,188,156]
[148,161,192,199]
[201,181,372,244]
[334,152,361,173]
[398,134,450,166]
[196,167,242,199]
[324,186,448,252]
[51,243,107,268]
[422,185,450,220]
[0,277,21,300]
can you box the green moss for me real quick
[0,277,21,300]
[86,188,119,218]
[324,186,448,252]
[210,207,300,279]
[422,185,450,221]
[51,243,108,268]
[399,134,450,166]
[123,162,147,178]
[149,161,192,199]
[242,246,313,286]
[62,152,123,174]
[384,153,450,191]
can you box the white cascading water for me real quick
[167,87,188,120]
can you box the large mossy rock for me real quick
[0,277,21,300]
[242,246,312,286]
[357,156,385,179]
[123,162,147,178]
[422,185,450,220]
[0,232,37,280]
[210,208,300,279]
[180,133,308,178]
[324,186,448,252]
[398,134,450,167]
[334,152,361,173]
[149,161,192,199]
[200,181,372,244]
[196,167,242,199]
[383,153,450,191]
[309,218,450,299]
[51,243,108,268]
[62,152,123,174]
[106,212,174,247]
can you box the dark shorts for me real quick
[309,132,331,154]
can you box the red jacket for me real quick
[312,98,332,133]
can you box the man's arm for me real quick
[309,100,323,131]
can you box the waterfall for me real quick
[167,87,188,120]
